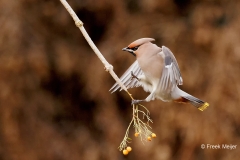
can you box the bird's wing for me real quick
[158,46,183,92]
[109,60,144,93]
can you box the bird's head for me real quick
[122,38,155,56]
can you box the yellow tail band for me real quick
[198,102,209,111]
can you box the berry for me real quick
[147,136,152,141]
[127,146,132,152]
[134,132,139,137]
[123,149,128,155]
[151,133,157,138]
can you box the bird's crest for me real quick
[128,38,155,48]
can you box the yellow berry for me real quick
[151,133,157,138]
[123,149,129,155]
[127,146,132,152]
[134,132,139,137]
[147,136,152,141]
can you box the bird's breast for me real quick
[137,53,164,81]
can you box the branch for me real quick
[59,0,155,155]
[59,0,130,95]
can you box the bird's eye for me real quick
[132,46,139,51]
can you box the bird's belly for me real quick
[155,86,174,102]
[138,75,157,93]
[140,73,174,102]
[155,93,172,102]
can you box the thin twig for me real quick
[59,0,128,93]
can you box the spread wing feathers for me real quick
[158,46,183,92]
[109,60,144,93]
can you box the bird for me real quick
[109,38,209,111]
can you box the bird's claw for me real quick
[131,99,143,105]
[131,71,139,81]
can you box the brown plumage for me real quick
[110,38,209,111]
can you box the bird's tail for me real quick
[182,95,209,111]
[173,88,209,111]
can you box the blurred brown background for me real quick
[0,0,240,159]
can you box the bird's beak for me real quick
[122,47,136,56]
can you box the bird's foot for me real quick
[131,99,144,105]
[131,71,139,81]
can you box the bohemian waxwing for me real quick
[110,38,209,111]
